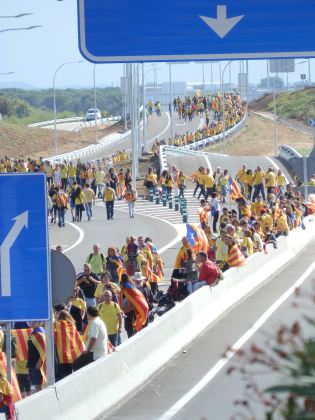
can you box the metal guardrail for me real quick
[278,144,302,161]
[28,116,121,128]
[44,129,131,163]
[160,113,248,169]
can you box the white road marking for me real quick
[64,222,85,253]
[203,154,213,174]
[158,260,315,420]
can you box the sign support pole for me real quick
[5,322,11,383]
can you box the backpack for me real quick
[88,253,105,264]
[1,328,17,359]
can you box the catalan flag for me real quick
[54,321,85,364]
[11,328,32,363]
[0,351,22,403]
[0,377,14,420]
[186,223,208,253]
[121,281,149,331]
[229,176,243,201]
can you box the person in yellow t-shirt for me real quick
[94,272,120,304]
[98,290,122,347]
[265,167,276,200]
[204,168,215,200]
[252,166,266,201]
[276,169,286,195]
[103,184,115,220]
[60,164,68,191]
[67,162,77,185]
[236,164,247,195]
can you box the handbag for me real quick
[80,203,85,211]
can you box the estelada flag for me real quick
[0,351,22,403]
[30,330,47,384]
[186,223,208,253]
[54,321,85,364]
[228,176,243,201]
[121,281,149,332]
[11,329,32,363]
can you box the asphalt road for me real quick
[104,236,315,420]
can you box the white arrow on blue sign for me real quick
[77,0,315,63]
[0,173,50,321]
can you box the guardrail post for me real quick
[168,191,173,209]
[149,188,154,202]
[182,199,188,223]
[155,188,160,205]
[174,195,179,211]
[162,189,167,206]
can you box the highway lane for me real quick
[105,236,315,420]
[48,199,183,274]
[166,154,292,183]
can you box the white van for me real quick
[85,108,101,121]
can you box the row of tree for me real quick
[0,87,123,119]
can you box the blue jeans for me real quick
[252,183,266,201]
[85,297,96,307]
[57,208,65,226]
[108,333,119,347]
[106,201,114,219]
[85,202,93,220]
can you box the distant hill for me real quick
[0,81,40,90]
[249,87,315,124]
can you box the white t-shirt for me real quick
[87,317,108,360]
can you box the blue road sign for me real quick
[0,173,50,321]
[310,119,315,127]
[77,0,315,63]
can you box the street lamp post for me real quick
[169,63,174,139]
[53,60,83,156]
[221,61,232,154]
[142,64,147,153]
[93,64,99,144]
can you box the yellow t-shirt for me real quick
[253,171,265,185]
[103,188,115,201]
[236,169,247,183]
[71,298,86,314]
[68,167,76,177]
[265,172,276,187]
[204,175,214,188]
[94,282,120,299]
[83,188,95,203]
[276,175,286,186]
[98,302,121,335]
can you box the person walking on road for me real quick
[53,187,68,228]
[124,183,137,218]
[98,290,122,348]
[103,184,115,220]
[83,183,95,221]
[86,244,105,276]
[74,185,86,222]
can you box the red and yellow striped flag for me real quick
[0,351,22,402]
[54,321,85,364]
[121,282,149,332]
[229,176,243,201]
[31,331,47,384]
[11,329,32,363]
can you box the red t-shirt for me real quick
[198,260,220,286]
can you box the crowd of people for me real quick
[150,92,246,152]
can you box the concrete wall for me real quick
[15,217,315,420]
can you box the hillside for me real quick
[0,121,126,159]
[249,87,315,124]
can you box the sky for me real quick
[0,0,314,90]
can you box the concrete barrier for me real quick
[15,217,315,420]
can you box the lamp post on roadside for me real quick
[93,64,99,144]
[53,60,83,155]
[221,61,232,154]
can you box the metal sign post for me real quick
[5,322,11,383]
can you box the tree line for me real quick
[0,87,123,119]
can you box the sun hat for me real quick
[132,272,146,282]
